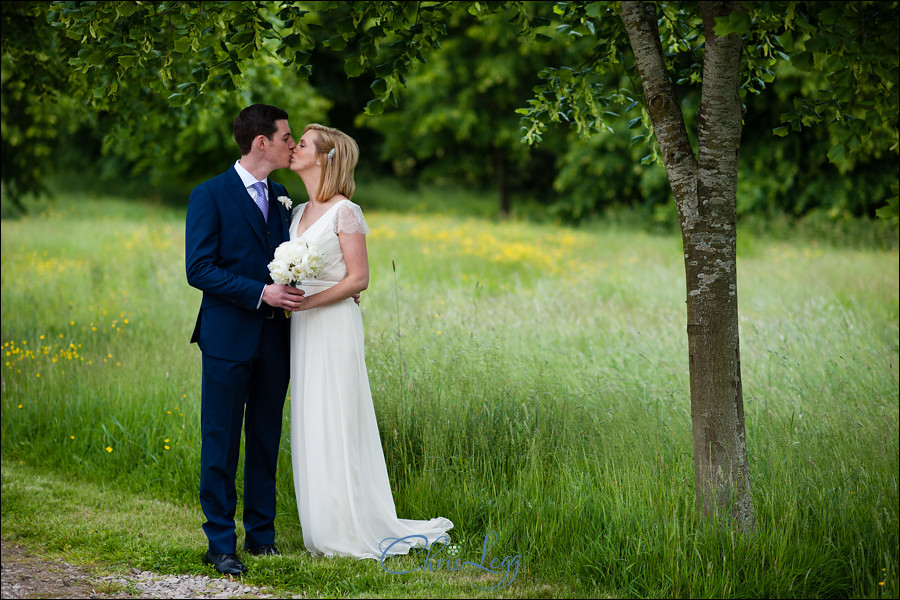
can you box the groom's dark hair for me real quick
[233,104,290,155]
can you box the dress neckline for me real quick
[295,199,349,239]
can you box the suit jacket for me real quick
[185,166,292,362]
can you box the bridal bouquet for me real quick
[268,239,325,285]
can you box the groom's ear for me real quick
[253,134,268,152]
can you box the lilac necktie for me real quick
[252,181,268,223]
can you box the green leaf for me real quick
[282,33,303,48]
[230,30,253,45]
[325,36,347,51]
[826,144,847,163]
[370,78,387,96]
[713,11,751,36]
[875,197,898,222]
[374,62,394,77]
[345,58,365,78]
[236,43,254,60]
[824,53,846,72]
[772,126,790,137]
[776,31,794,52]
[791,51,814,71]
[211,74,237,91]
[116,2,137,18]
[585,3,604,18]
[174,37,192,53]
[804,35,828,53]
[365,98,384,116]
[819,7,845,24]
[875,204,898,221]
[335,17,355,35]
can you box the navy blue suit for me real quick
[185,166,292,554]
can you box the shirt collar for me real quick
[234,160,267,190]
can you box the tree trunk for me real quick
[620,0,755,532]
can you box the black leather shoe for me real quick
[246,543,279,556]
[204,551,247,575]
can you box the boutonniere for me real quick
[278,196,293,210]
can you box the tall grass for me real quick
[2,187,898,598]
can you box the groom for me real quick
[185,103,305,575]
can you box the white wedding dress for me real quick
[288,199,453,559]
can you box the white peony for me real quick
[268,240,325,285]
[268,261,293,285]
[278,195,292,210]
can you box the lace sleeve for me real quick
[334,201,370,235]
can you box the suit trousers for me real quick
[198,316,290,554]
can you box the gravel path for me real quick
[1,541,292,599]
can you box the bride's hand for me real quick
[263,284,305,311]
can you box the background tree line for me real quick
[2,1,896,224]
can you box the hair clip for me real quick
[327,148,336,160]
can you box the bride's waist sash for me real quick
[297,279,340,293]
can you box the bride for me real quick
[286,123,453,559]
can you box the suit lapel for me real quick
[225,168,267,250]
[268,182,291,243]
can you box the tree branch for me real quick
[620,1,698,226]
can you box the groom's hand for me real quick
[263,284,306,311]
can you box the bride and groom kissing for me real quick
[185,103,452,576]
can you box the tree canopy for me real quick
[2,1,897,220]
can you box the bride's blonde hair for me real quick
[304,123,358,202]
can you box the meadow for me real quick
[1,183,898,598]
